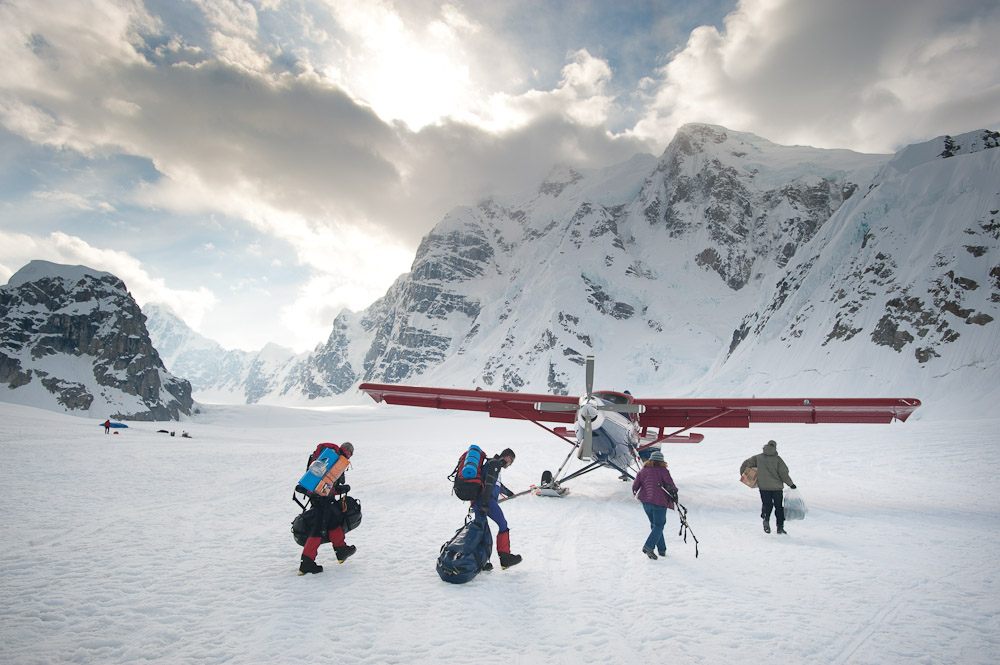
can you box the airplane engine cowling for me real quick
[576,409,605,433]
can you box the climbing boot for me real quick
[777,524,787,535]
[498,552,522,569]
[334,545,357,563]
[763,519,771,534]
[642,548,658,560]
[298,555,323,575]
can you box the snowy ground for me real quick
[1,401,999,665]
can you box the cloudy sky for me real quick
[1,0,997,352]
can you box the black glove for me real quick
[789,484,797,489]
[336,484,351,494]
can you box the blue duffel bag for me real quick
[436,514,493,584]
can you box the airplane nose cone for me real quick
[580,403,600,421]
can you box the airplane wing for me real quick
[635,397,921,429]
[360,383,921,429]
[358,383,579,424]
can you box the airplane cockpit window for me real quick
[594,391,638,420]
[594,391,630,405]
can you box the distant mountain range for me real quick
[143,303,305,405]
[4,123,997,419]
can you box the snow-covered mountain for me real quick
[142,124,1000,417]
[143,304,301,404]
[709,129,1000,414]
[0,261,194,419]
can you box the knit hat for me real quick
[649,450,665,462]
[340,441,354,458]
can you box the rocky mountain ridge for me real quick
[0,261,193,419]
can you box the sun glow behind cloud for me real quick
[320,0,483,131]
[317,2,621,136]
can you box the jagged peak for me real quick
[651,124,883,191]
[143,302,182,320]
[538,163,584,197]
[7,260,117,288]
[667,123,780,155]
[675,122,732,141]
[884,129,1000,175]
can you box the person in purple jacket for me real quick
[632,449,678,560]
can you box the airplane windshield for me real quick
[594,391,631,405]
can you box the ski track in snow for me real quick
[1,402,999,664]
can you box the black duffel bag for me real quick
[291,495,363,546]
[339,495,363,532]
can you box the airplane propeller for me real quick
[534,355,645,460]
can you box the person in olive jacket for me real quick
[632,450,678,560]
[741,439,796,534]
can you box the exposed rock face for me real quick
[0,261,193,419]
[637,124,868,289]
[282,312,358,399]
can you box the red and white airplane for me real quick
[360,356,920,497]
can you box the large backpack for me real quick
[450,444,486,501]
[297,442,350,496]
[436,514,493,584]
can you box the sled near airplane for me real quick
[359,356,920,497]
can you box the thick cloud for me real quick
[632,0,1000,152]
[0,0,648,248]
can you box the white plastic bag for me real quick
[783,488,807,521]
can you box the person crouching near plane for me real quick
[632,450,678,560]
[476,448,522,570]
[740,439,796,534]
[299,442,357,575]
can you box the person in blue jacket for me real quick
[475,448,522,570]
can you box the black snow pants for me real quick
[759,489,785,526]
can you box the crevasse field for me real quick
[1,401,998,665]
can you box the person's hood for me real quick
[762,440,778,455]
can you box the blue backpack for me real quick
[436,514,493,584]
